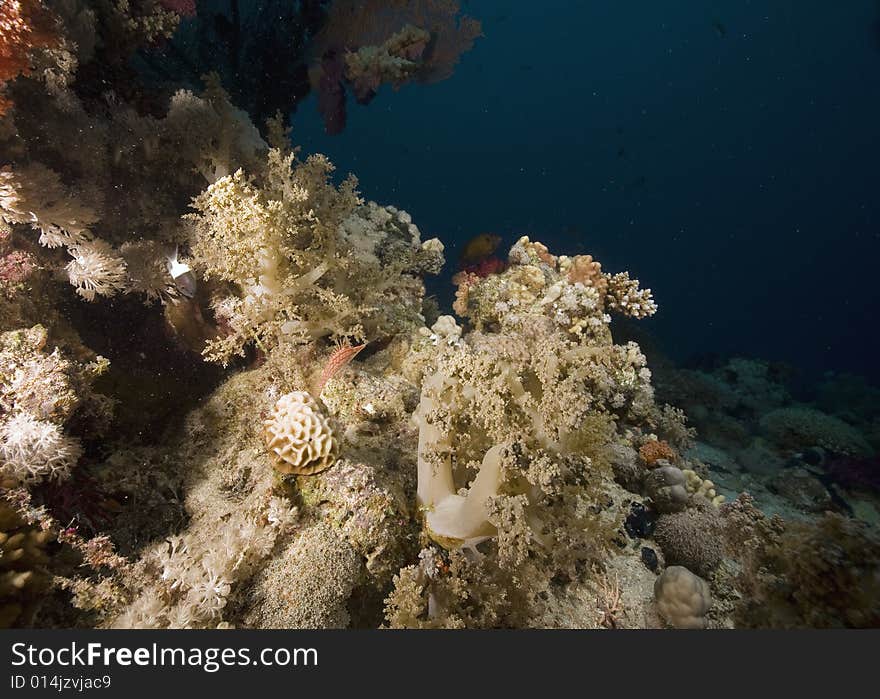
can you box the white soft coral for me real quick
[0,412,82,485]
[65,240,127,301]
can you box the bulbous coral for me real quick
[263,391,337,476]
[644,465,689,513]
[654,565,712,629]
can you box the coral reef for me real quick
[1,2,877,633]
[760,406,872,458]
[718,494,880,627]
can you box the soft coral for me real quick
[0,0,59,115]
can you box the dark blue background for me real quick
[291,0,880,381]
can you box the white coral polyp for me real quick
[0,413,82,485]
[263,391,337,475]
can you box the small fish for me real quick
[459,233,502,266]
[315,342,367,395]
[167,246,197,298]
[712,19,727,38]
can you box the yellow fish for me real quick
[458,233,502,266]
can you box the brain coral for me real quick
[263,391,337,475]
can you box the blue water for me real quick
[292,0,880,382]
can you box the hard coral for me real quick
[455,236,656,341]
[654,565,712,629]
[263,391,337,476]
[237,524,362,629]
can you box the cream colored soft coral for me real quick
[263,391,337,475]
[0,412,82,485]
